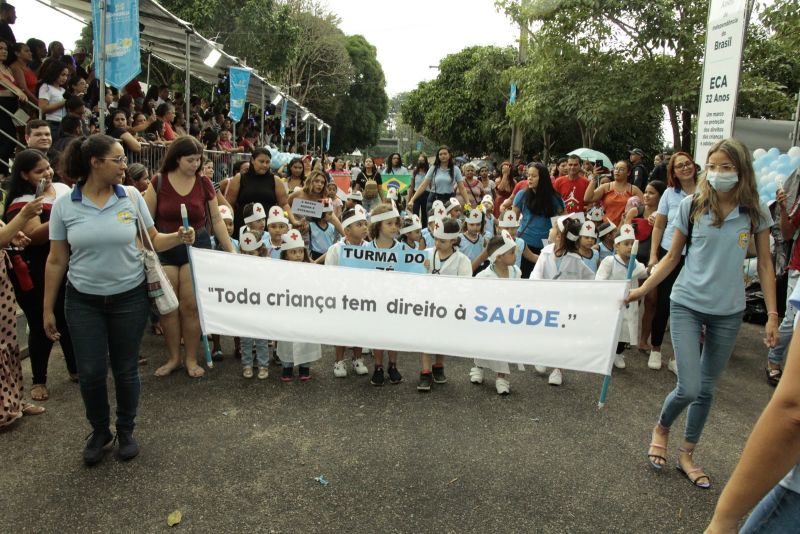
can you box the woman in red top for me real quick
[584,160,644,225]
[493,161,515,218]
[460,164,485,207]
[144,137,235,378]
[7,42,38,103]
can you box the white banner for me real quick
[695,0,750,167]
[190,249,629,376]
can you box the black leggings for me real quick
[650,246,685,347]
[520,244,541,279]
[14,270,76,384]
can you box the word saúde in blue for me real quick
[474,305,560,327]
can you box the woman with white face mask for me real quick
[627,138,779,490]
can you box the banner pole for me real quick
[181,204,214,369]
[599,240,639,409]
[184,30,191,121]
[97,0,107,133]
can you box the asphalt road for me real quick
[1,321,776,533]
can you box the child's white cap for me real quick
[499,210,520,228]
[218,205,233,221]
[266,205,289,226]
[579,221,596,239]
[490,230,517,262]
[465,208,483,225]
[432,217,459,240]
[587,206,605,223]
[615,224,636,244]
[239,227,263,252]
[282,230,306,251]
[445,197,461,214]
[321,198,333,213]
[555,213,576,233]
[431,200,447,218]
[598,221,617,238]
[399,214,422,235]
[244,202,266,224]
[481,194,493,206]
[347,190,363,201]
[387,187,398,200]
[342,205,368,229]
[370,204,400,224]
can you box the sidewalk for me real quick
[1,322,773,533]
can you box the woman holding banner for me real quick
[627,138,778,490]
[407,146,469,217]
[146,137,234,378]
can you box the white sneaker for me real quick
[469,366,484,384]
[648,351,663,370]
[614,355,626,369]
[548,368,563,386]
[534,365,547,374]
[495,377,510,395]
[352,358,369,375]
[667,358,678,376]
[333,360,347,378]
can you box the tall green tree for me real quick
[330,35,389,153]
[401,46,517,155]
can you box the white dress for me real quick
[595,254,647,344]
[529,244,596,281]
[472,264,522,374]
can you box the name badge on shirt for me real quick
[117,209,134,224]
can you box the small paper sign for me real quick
[292,198,323,219]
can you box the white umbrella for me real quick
[568,148,613,170]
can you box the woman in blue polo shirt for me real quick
[43,135,195,466]
[628,138,778,489]
[512,162,564,278]
[407,146,470,216]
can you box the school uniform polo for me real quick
[671,196,772,315]
[656,187,688,253]
[49,184,154,296]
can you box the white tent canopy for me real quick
[34,0,326,131]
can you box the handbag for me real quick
[127,186,179,315]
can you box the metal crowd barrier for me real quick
[127,145,251,186]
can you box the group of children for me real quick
[203,186,648,396]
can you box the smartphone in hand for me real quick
[35,179,47,197]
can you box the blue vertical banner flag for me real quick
[280,99,288,139]
[509,81,517,104]
[91,0,141,89]
[326,127,331,151]
[228,67,251,122]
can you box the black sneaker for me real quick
[116,430,140,461]
[432,365,447,384]
[83,429,113,466]
[370,366,385,386]
[417,372,432,392]
[281,366,294,382]
[387,365,403,385]
[299,366,311,382]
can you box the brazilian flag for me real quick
[381,173,412,194]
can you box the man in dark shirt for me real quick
[0,4,16,44]
[629,148,649,191]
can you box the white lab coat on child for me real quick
[277,341,322,367]
[530,244,596,281]
[595,254,647,344]
[425,247,473,276]
[473,263,522,374]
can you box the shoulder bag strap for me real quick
[127,186,158,252]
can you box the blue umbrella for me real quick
[568,148,613,170]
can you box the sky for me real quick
[14,0,519,97]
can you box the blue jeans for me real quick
[767,272,797,366]
[740,484,800,533]
[65,282,150,432]
[659,301,744,443]
[241,337,268,367]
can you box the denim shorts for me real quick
[157,230,212,266]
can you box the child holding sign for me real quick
[278,231,322,381]
[470,232,522,395]
[595,224,647,369]
[309,200,339,261]
[417,217,473,392]
[367,203,407,386]
[239,227,270,379]
[323,206,370,378]
[530,215,596,386]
